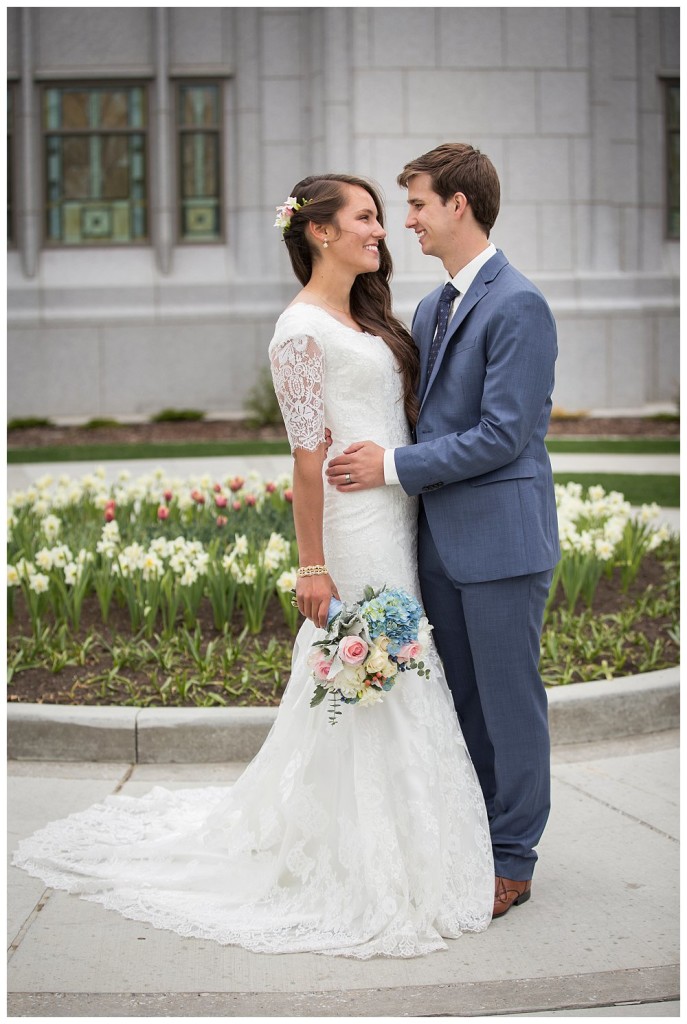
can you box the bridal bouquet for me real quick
[308,585,432,725]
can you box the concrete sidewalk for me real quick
[7,729,679,1017]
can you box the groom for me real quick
[326,143,560,919]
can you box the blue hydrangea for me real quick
[361,587,423,655]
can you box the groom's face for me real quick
[404,173,457,264]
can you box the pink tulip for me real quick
[265,482,277,494]
[215,495,228,508]
[216,515,228,528]
[104,508,116,522]
[157,505,170,520]
[229,477,245,492]
[190,489,205,505]
[232,500,242,512]
[163,490,173,502]
[284,489,293,503]
[213,483,222,493]
[245,494,257,507]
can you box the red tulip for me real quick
[163,490,173,502]
[104,508,116,522]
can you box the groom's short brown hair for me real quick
[398,143,500,236]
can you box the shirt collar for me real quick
[449,242,497,295]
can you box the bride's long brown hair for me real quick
[282,174,420,428]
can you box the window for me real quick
[177,83,222,242]
[43,84,147,245]
[8,86,14,245]
[665,79,679,239]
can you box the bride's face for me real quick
[323,184,387,275]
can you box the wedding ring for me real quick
[345,473,352,484]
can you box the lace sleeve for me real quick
[269,334,325,453]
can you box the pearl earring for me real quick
[323,240,328,248]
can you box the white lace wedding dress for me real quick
[13,304,494,959]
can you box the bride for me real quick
[13,174,494,959]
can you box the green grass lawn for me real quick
[553,473,679,507]
[7,436,679,464]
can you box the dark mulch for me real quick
[7,555,678,706]
[7,416,680,450]
[8,593,299,707]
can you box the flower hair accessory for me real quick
[274,195,312,236]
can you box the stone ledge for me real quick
[6,667,679,763]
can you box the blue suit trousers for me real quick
[418,507,552,880]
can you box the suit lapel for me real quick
[418,250,507,412]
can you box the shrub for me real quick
[151,409,206,422]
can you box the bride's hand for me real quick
[296,575,340,629]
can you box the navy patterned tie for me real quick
[427,282,459,377]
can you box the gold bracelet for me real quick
[297,565,329,577]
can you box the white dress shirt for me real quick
[383,242,497,486]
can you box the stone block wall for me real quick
[7,7,679,420]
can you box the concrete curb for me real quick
[7,667,679,762]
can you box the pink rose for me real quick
[157,505,170,520]
[396,641,422,663]
[311,654,333,680]
[338,636,369,665]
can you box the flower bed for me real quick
[7,470,679,706]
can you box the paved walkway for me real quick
[7,730,679,1017]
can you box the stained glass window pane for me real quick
[99,91,130,130]
[180,85,218,128]
[62,137,90,198]
[43,84,147,245]
[61,91,90,130]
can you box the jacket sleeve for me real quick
[395,289,557,495]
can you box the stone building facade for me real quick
[7,7,680,420]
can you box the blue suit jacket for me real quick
[395,249,560,583]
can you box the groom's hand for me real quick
[326,441,386,491]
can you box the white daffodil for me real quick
[594,538,614,561]
[142,552,164,581]
[41,514,62,541]
[233,534,249,557]
[276,569,297,593]
[64,563,78,586]
[29,573,50,594]
[35,548,55,571]
[179,565,199,587]
[7,565,20,587]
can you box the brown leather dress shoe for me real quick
[493,876,532,918]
